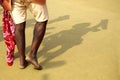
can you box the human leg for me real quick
[25,3,48,70]
[26,21,47,70]
[15,22,28,68]
[11,2,28,68]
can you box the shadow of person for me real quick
[48,15,70,24]
[38,19,108,69]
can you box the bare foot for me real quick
[19,59,28,69]
[26,56,42,70]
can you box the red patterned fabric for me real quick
[2,10,15,66]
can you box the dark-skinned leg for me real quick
[26,20,47,70]
[15,22,27,69]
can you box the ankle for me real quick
[20,56,26,60]
[28,54,37,59]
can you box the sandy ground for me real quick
[0,0,120,80]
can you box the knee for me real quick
[36,21,47,32]
[15,22,26,32]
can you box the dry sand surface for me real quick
[0,0,120,80]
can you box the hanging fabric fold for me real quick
[2,9,16,66]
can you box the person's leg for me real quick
[26,21,47,70]
[15,22,27,68]
[26,3,48,69]
[11,2,28,68]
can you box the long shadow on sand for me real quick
[14,16,108,69]
[37,19,108,69]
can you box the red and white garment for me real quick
[2,10,15,66]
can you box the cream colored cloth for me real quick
[11,1,48,24]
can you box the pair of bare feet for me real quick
[19,55,42,70]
